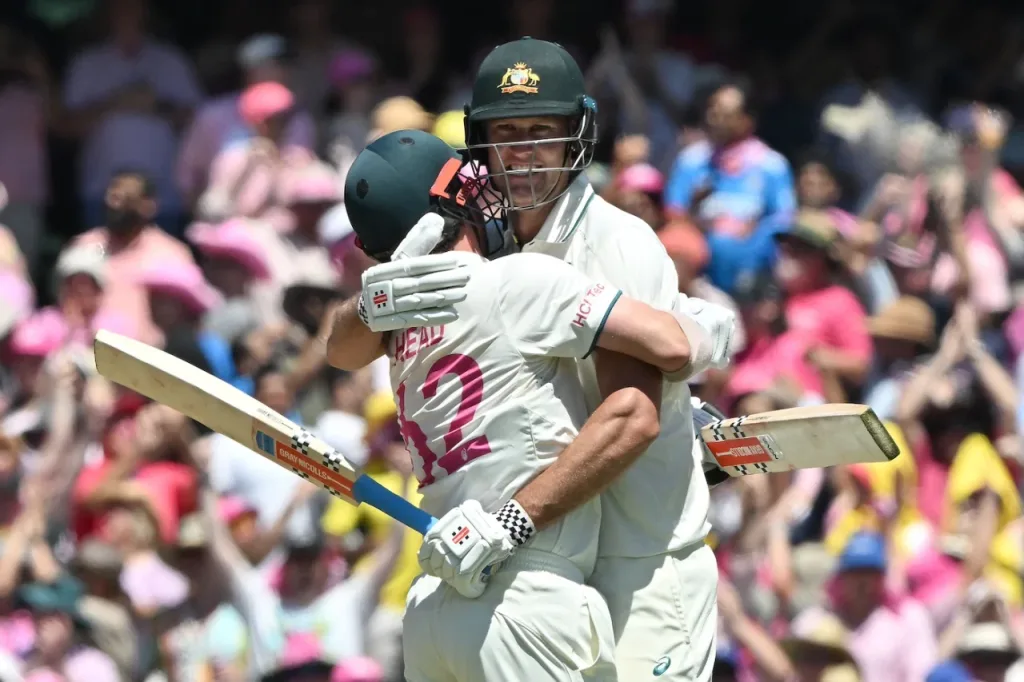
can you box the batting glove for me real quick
[359,253,475,332]
[676,296,737,370]
[357,212,478,333]
[418,499,536,599]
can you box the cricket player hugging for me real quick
[327,38,737,682]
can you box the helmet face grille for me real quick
[465,106,597,215]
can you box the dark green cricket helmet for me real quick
[343,129,508,262]
[464,37,598,213]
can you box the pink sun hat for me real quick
[239,81,294,126]
[332,657,384,682]
[9,309,66,356]
[217,495,256,525]
[617,162,665,195]
[138,261,223,315]
[278,632,324,668]
[187,219,272,280]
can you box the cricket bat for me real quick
[699,404,900,477]
[93,330,437,534]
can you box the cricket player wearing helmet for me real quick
[328,38,736,682]
[339,128,716,681]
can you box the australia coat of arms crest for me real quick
[498,62,540,94]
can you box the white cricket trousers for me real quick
[403,548,618,682]
[589,542,718,682]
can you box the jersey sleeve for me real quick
[495,253,622,359]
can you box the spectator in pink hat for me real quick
[70,170,195,347]
[177,34,317,209]
[261,632,334,682]
[332,656,384,682]
[611,162,666,229]
[188,219,271,344]
[5,312,67,413]
[139,260,239,385]
[199,82,317,229]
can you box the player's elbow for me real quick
[606,387,662,449]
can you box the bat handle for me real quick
[352,475,437,535]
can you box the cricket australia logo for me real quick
[499,62,540,94]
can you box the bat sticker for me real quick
[253,430,275,457]
[272,440,355,498]
[706,435,781,468]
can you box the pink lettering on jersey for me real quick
[393,326,446,364]
[573,283,605,327]
[397,354,493,487]
[423,354,491,475]
[396,382,439,485]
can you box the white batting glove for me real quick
[418,499,536,599]
[676,296,737,369]
[358,214,476,332]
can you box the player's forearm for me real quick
[514,386,661,530]
[325,295,386,370]
[599,300,692,374]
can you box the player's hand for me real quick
[419,499,529,599]
[676,296,736,369]
[359,253,475,332]
[358,213,476,333]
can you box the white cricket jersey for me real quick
[521,174,711,559]
[388,251,622,577]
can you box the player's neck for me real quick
[452,227,482,256]
[511,203,555,245]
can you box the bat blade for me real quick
[93,330,436,534]
[700,404,900,477]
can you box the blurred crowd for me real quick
[2,0,1024,680]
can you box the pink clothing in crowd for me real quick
[46,647,120,682]
[0,85,48,204]
[883,172,1015,313]
[728,285,870,399]
[785,285,872,361]
[849,600,937,682]
[247,221,338,322]
[0,610,35,657]
[21,306,134,351]
[71,226,194,346]
[727,331,815,399]
[785,284,872,390]
[176,94,316,203]
[906,432,949,529]
[827,207,861,240]
[199,142,316,230]
[119,551,190,613]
